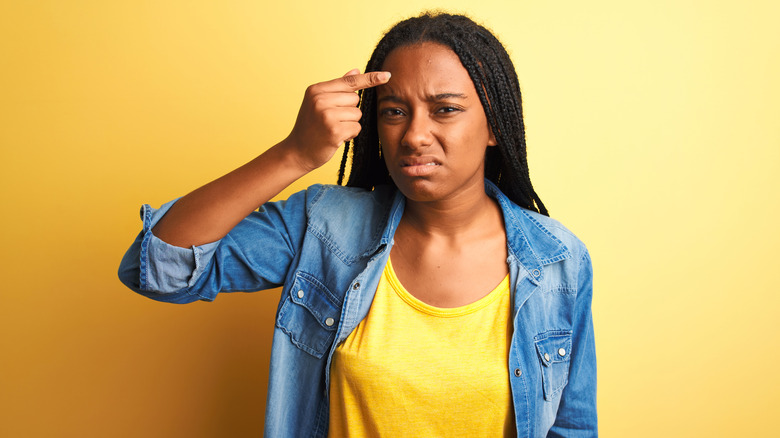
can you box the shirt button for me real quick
[325,317,335,327]
[353,283,360,290]
[297,290,304,299]
[544,353,550,362]
[532,269,541,278]
[514,368,522,377]
[558,348,566,357]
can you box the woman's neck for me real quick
[401,191,501,239]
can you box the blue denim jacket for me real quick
[118,180,597,437]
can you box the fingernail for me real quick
[380,72,391,81]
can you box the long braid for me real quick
[337,12,550,216]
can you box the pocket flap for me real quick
[276,272,341,358]
[288,273,340,331]
[533,330,573,401]
[534,330,572,366]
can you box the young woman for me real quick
[119,12,596,437]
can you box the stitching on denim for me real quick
[306,226,358,265]
[521,358,531,438]
[361,198,393,258]
[521,209,564,244]
[533,329,573,342]
[543,285,577,295]
[313,392,329,437]
[577,250,591,297]
[305,183,326,217]
[139,205,152,290]
[520,210,573,266]
[492,186,523,258]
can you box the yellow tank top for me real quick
[328,258,515,437]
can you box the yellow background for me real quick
[1,0,778,436]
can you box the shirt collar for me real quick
[485,179,572,284]
[373,180,571,281]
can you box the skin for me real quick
[377,42,509,308]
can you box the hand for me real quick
[284,69,391,172]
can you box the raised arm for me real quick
[152,69,390,248]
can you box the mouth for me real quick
[401,162,440,167]
[398,157,441,176]
[400,158,441,167]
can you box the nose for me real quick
[401,112,434,149]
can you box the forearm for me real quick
[149,70,389,249]
[152,139,308,248]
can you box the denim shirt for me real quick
[118,180,597,437]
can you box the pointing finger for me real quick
[341,71,391,91]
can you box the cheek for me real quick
[377,124,401,153]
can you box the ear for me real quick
[487,127,497,147]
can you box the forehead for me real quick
[377,42,476,98]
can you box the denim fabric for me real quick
[118,180,597,437]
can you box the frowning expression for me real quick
[377,42,496,204]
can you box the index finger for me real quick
[324,71,392,92]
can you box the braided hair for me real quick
[337,12,548,216]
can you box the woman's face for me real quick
[376,42,496,204]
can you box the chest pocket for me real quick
[276,272,341,358]
[534,330,573,401]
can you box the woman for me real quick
[119,12,596,437]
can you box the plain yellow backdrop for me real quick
[1,0,778,436]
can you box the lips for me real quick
[400,157,440,167]
[398,157,441,176]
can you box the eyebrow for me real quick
[377,93,468,104]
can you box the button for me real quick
[325,317,335,327]
[353,283,360,290]
[514,368,522,377]
[558,348,566,357]
[544,353,550,362]
[532,269,541,278]
[297,290,304,299]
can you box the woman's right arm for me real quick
[118,71,389,301]
[152,70,390,248]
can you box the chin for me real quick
[392,177,446,203]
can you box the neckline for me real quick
[385,258,510,318]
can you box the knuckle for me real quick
[321,108,336,124]
[343,75,359,88]
[311,95,327,110]
[367,72,381,86]
[306,83,323,97]
[348,107,362,121]
[347,123,362,140]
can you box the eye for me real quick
[436,106,462,115]
[379,108,405,119]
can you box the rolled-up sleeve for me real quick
[118,198,220,302]
[118,187,313,304]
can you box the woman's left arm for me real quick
[549,250,597,437]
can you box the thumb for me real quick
[343,68,360,77]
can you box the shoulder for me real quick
[297,184,398,263]
[486,180,588,264]
[500,198,590,272]
[303,184,394,210]
[301,184,396,220]
[521,208,588,259]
